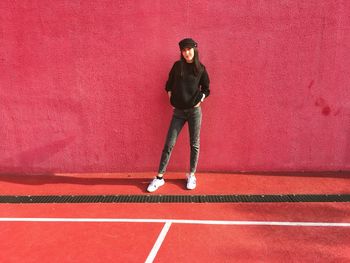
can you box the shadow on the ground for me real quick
[0,174,188,192]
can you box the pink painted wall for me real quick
[1,0,350,173]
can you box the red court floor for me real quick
[0,172,349,262]
[0,171,349,195]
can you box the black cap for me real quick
[179,38,198,50]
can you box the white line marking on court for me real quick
[145,221,172,263]
[0,218,350,227]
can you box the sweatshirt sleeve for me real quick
[165,62,177,92]
[199,66,210,98]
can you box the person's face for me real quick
[182,47,195,63]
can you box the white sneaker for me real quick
[147,178,165,192]
[186,174,196,190]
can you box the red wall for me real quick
[1,0,350,173]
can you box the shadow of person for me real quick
[0,173,188,193]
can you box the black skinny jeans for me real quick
[158,106,202,174]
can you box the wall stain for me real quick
[308,80,314,90]
[315,97,331,116]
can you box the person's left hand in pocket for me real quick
[194,102,201,107]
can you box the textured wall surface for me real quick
[1,0,350,173]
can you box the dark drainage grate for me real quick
[0,194,349,204]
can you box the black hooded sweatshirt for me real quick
[165,60,210,109]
